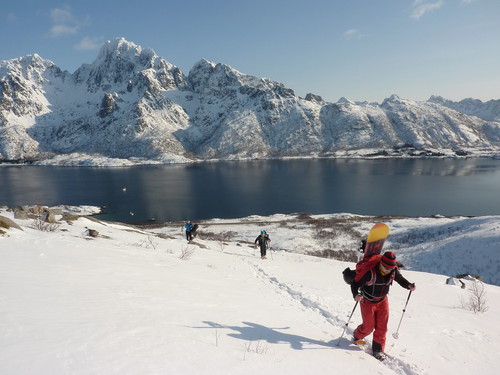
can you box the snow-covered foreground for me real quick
[1,208,499,375]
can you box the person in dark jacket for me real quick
[351,251,416,359]
[254,230,271,259]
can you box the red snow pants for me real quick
[353,296,390,351]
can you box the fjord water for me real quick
[1,158,500,223]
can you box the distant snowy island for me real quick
[1,38,500,166]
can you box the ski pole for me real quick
[392,290,412,339]
[336,300,359,346]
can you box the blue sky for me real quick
[1,0,498,103]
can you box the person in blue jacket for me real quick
[184,221,193,241]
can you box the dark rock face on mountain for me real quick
[1,38,499,164]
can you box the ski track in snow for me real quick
[248,260,424,375]
[250,261,344,327]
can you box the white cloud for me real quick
[49,24,78,37]
[47,6,84,37]
[342,29,367,40]
[74,37,103,51]
[411,0,444,20]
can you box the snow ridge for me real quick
[429,95,500,122]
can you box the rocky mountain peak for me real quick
[304,93,324,103]
[73,38,187,93]
[0,53,61,83]
[337,97,354,105]
[95,38,158,69]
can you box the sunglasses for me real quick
[379,263,395,274]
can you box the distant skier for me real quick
[350,251,416,360]
[191,223,199,238]
[184,221,193,241]
[255,230,271,259]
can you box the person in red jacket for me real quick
[350,251,416,360]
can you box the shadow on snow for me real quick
[198,321,333,350]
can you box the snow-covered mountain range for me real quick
[1,38,499,165]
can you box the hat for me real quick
[380,251,397,269]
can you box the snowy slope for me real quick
[1,207,499,374]
[429,95,500,122]
[1,38,500,165]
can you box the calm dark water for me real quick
[1,159,500,223]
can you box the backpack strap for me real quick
[366,268,377,286]
[365,265,397,286]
